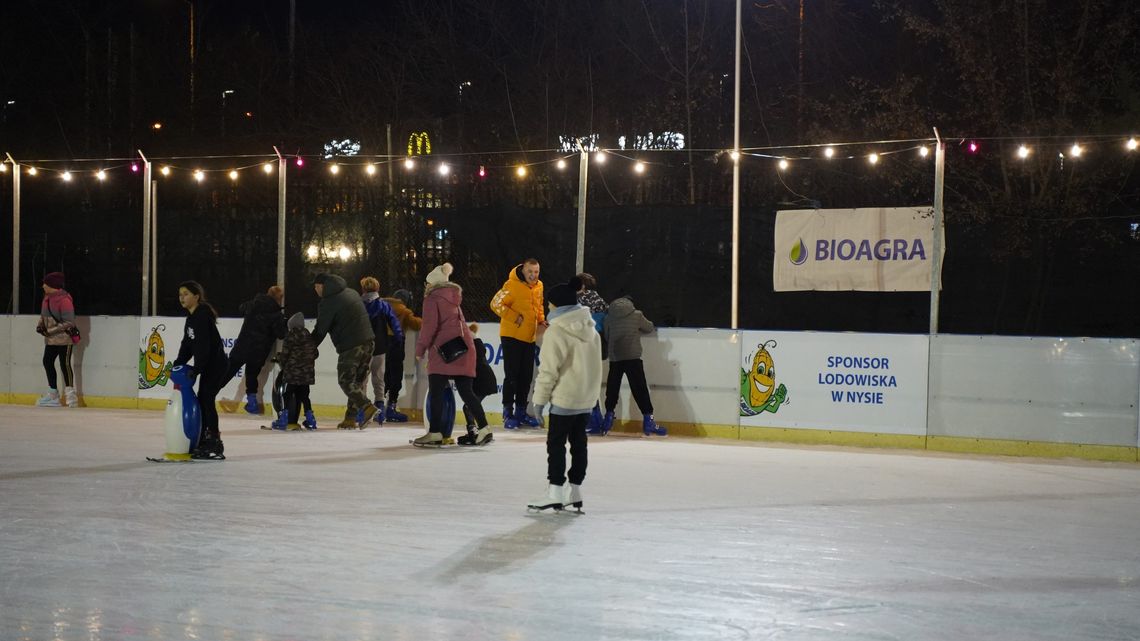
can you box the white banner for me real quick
[738,330,929,435]
[773,207,944,291]
[138,316,245,400]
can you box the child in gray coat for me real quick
[602,296,666,436]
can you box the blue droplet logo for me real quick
[789,238,808,265]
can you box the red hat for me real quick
[43,272,65,289]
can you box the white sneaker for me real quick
[64,387,79,408]
[36,389,61,407]
[527,484,564,511]
[563,483,583,511]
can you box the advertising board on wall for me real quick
[738,330,929,435]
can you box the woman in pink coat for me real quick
[414,263,492,446]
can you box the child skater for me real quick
[275,312,319,430]
[458,323,498,445]
[172,281,228,459]
[527,277,602,513]
[602,295,667,436]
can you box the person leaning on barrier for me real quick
[311,273,378,429]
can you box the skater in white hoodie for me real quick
[527,277,603,512]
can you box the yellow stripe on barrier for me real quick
[926,435,1138,463]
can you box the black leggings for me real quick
[427,374,487,433]
[225,346,272,396]
[285,384,312,419]
[385,342,405,404]
[500,337,535,410]
[42,344,75,389]
[605,359,653,415]
[197,371,225,440]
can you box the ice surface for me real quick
[2,405,1139,640]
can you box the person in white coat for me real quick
[527,277,603,512]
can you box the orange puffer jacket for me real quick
[490,265,545,343]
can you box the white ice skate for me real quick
[64,387,79,408]
[527,484,564,512]
[35,389,61,407]
[563,483,583,513]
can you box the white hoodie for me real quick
[531,305,603,413]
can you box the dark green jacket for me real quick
[311,275,373,354]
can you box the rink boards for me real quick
[0,314,1137,461]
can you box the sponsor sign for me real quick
[774,207,944,291]
[739,330,928,435]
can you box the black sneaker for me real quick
[457,431,477,446]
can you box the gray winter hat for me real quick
[287,312,306,331]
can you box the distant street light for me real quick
[221,89,234,136]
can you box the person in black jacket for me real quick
[459,323,498,446]
[173,281,229,460]
[223,285,287,414]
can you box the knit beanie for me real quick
[547,283,579,308]
[425,263,453,286]
[287,312,305,331]
[43,272,65,290]
[392,289,412,305]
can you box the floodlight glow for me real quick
[439,163,450,176]
[516,166,527,177]
[868,153,879,165]
[823,147,835,159]
[194,170,205,182]
[1017,145,1030,159]
[61,171,72,182]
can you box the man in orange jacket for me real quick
[490,258,546,429]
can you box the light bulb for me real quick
[130,163,139,173]
[306,245,319,259]
[61,171,72,182]
[478,165,486,177]
[556,159,567,169]
[0,163,7,173]
[404,158,415,170]
[1127,138,1137,151]
[338,246,351,261]
[27,166,37,176]
[295,157,304,167]
[868,153,879,165]
[634,161,646,174]
[777,159,789,170]
[438,163,450,176]
[95,170,106,181]
[329,164,340,175]
[919,146,930,158]
[263,162,274,174]
[1017,145,1030,159]
[729,151,739,162]
[823,147,835,159]
[365,164,377,176]
[228,170,239,181]
[516,166,528,177]
[160,166,171,176]
[594,151,606,164]
[1070,143,1082,157]
[194,170,205,182]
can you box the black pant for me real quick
[427,374,487,433]
[500,337,535,410]
[42,344,74,389]
[197,374,224,440]
[463,393,489,429]
[547,413,589,486]
[385,342,405,405]
[285,384,311,420]
[605,359,653,415]
[225,345,272,396]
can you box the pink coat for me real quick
[415,283,476,377]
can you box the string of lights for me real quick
[3,133,1137,183]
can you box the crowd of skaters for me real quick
[31,261,669,507]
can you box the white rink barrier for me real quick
[2,315,1137,461]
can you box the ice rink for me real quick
[2,405,1139,641]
